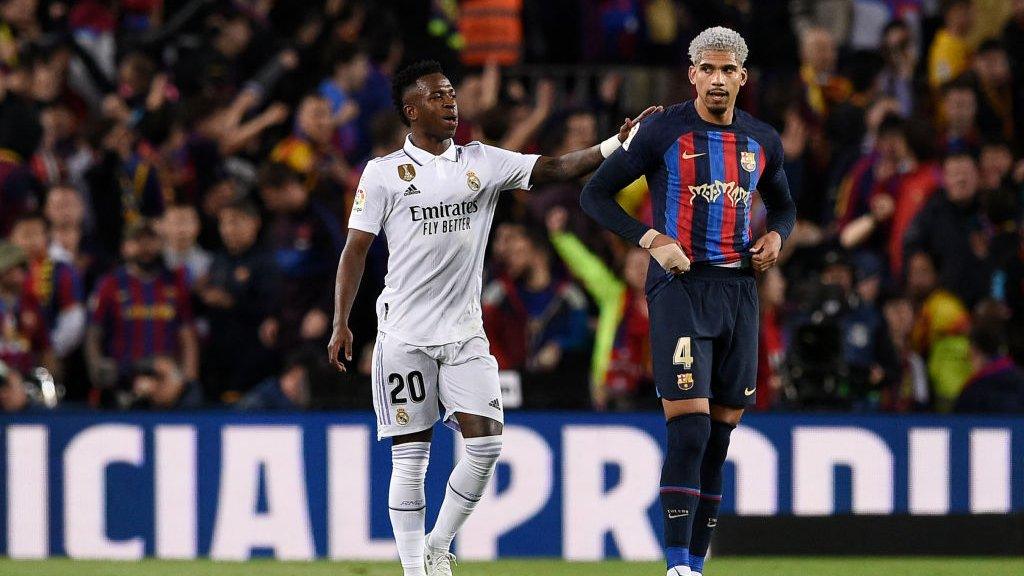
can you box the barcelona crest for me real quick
[740,151,756,173]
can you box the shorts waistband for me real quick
[684,262,755,279]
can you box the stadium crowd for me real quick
[0,0,1023,414]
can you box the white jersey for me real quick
[349,135,540,346]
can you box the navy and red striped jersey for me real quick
[89,266,193,370]
[25,257,84,329]
[581,101,796,285]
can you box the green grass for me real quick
[2,558,1023,576]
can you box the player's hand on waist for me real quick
[640,230,690,275]
[327,324,353,373]
[750,231,782,272]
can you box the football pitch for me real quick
[2,558,1023,576]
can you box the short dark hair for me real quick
[220,197,261,219]
[977,38,1006,55]
[258,162,303,189]
[970,322,1006,358]
[941,0,971,15]
[877,113,907,139]
[391,60,444,127]
[11,211,48,231]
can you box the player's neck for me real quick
[409,131,452,157]
[694,99,735,126]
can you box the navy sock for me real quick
[689,420,735,573]
[661,413,711,570]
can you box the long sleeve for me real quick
[760,134,798,241]
[580,117,664,244]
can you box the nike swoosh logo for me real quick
[682,151,706,160]
[667,512,689,519]
[744,387,756,396]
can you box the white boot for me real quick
[424,541,457,576]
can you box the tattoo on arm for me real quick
[531,145,603,185]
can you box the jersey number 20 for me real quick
[389,371,426,404]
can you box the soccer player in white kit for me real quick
[327,60,659,576]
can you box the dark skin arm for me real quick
[327,228,375,372]
[530,105,662,185]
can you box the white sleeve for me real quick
[483,144,541,191]
[348,162,391,235]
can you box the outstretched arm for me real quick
[531,105,662,185]
[327,229,375,372]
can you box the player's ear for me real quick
[404,103,417,124]
[740,67,748,86]
[688,65,697,85]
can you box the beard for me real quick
[134,254,165,274]
[703,90,731,115]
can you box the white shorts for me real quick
[371,331,503,440]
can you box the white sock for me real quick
[426,435,503,553]
[389,442,430,576]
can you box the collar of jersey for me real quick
[403,134,458,165]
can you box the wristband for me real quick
[599,135,622,158]
[639,229,660,249]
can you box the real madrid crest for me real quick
[398,164,416,181]
[396,408,410,425]
[740,151,757,173]
[677,373,694,391]
[466,170,481,192]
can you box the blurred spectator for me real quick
[954,320,1024,412]
[158,203,211,284]
[547,207,651,411]
[200,199,280,402]
[85,221,198,401]
[482,224,590,408]
[877,19,919,116]
[978,139,1015,191]
[270,94,350,201]
[928,0,974,89]
[0,360,32,412]
[318,44,371,162]
[965,39,1015,144]
[0,241,53,375]
[879,290,929,410]
[235,352,312,410]
[837,114,941,277]
[83,117,168,257]
[938,80,981,154]
[756,268,787,411]
[258,163,343,354]
[905,250,972,411]
[9,212,85,361]
[903,152,991,307]
[125,356,203,410]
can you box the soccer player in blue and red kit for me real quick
[581,27,796,576]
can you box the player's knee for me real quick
[390,442,431,488]
[463,435,503,477]
[666,413,712,460]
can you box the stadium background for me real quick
[1,0,1023,573]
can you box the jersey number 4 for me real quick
[389,371,426,404]
[673,337,694,369]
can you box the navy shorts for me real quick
[648,264,759,407]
